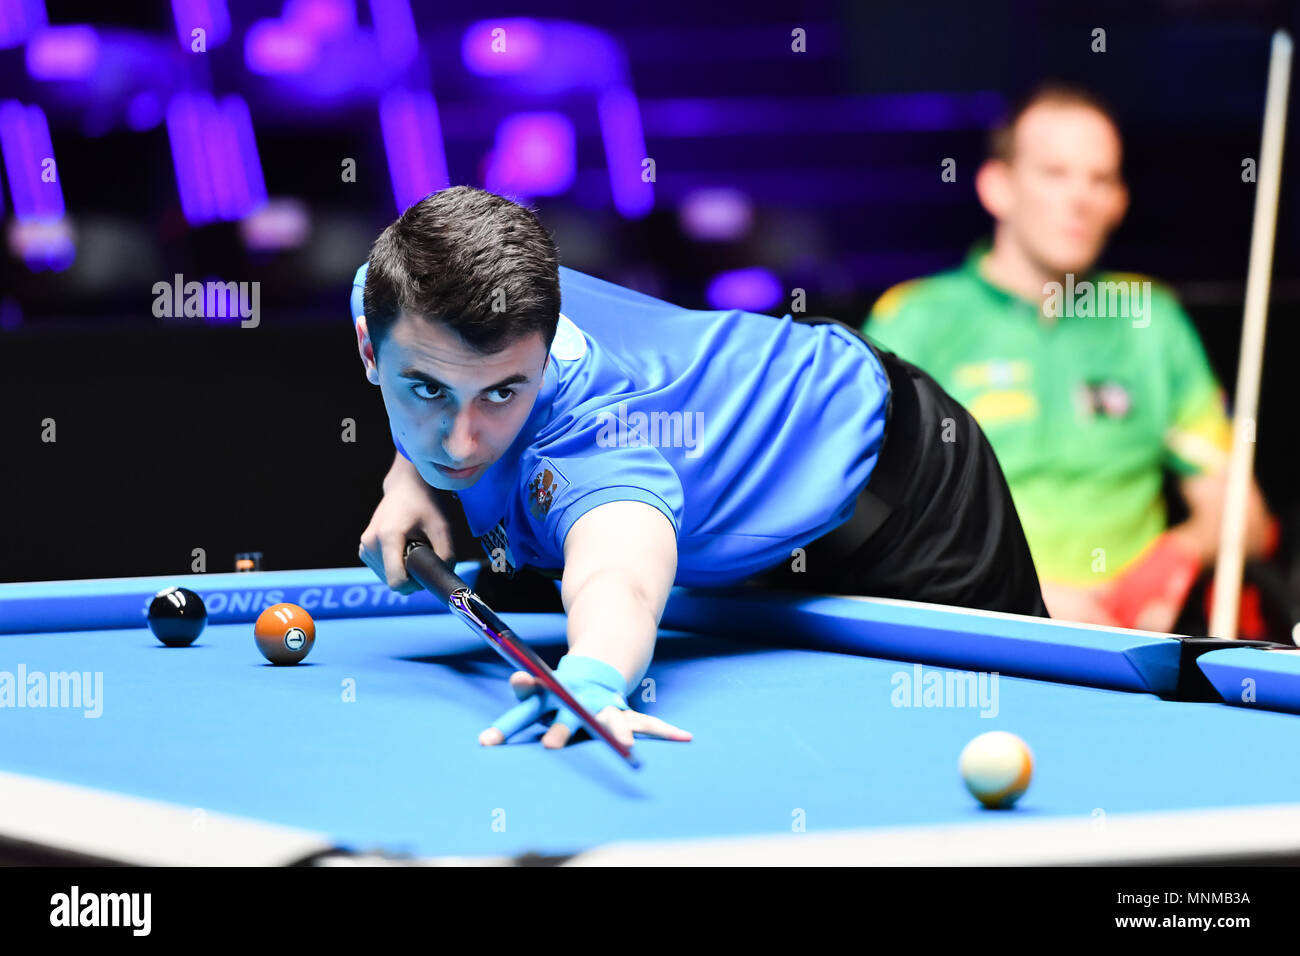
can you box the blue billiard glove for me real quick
[491,655,630,741]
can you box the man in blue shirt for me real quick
[353,186,1045,752]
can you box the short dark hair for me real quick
[363,186,560,357]
[988,82,1121,163]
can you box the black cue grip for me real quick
[403,539,466,602]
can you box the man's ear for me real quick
[975,158,1012,222]
[1107,179,1130,231]
[355,316,380,386]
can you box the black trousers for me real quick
[753,329,1049,618]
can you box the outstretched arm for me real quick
[560,500,679,690]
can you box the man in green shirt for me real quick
[863,84,1276,631]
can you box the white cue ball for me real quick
[959,731,1034,809]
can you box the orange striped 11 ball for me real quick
[254,603,316,665]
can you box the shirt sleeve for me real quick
[522,444,685,557]
[1158,295,1232,476]
[860,279,934,365]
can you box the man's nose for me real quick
[442,410,477,463]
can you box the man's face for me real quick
[990,104,1128,274]
[362,312,550,490]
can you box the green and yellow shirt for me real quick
[863,246,1231,586]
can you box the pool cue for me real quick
[1210,29,1292,639]
[403,539,642,769]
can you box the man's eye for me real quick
[411,383,444,401]
[485,388,515,406]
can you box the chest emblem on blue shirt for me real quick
[478,521,517,576]
[526,461,568,520]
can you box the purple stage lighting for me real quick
[227,96,268,215]
[6,217,75,272]
[0,99,74,270]
[25,25,100,81]
[484,112,575,199]
[245,0,414,85]
[125,90,165,132]
[463,19,625,94]
[166,92,268,225]
[707,267,782,312]
[245,18,318,74]
[460,18,649,216]
[462,18,544,76]
[679,188,754,241]
[24,29,190,136]
[0,100,65,219]
[380,88,450,213]
[240,197,310,252]
[599,86,653,218]
[170,0,231,50]
[370,0,417,67]
[676,185,759,240]
[167,95,210,221]
[285,0,356,39]
[0,0,46,50]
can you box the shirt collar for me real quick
[962,240,1030,309]
[961,240,1102,321]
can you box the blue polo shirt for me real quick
[351,263,889,586]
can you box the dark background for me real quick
[2,0,1298,583]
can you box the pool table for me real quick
[3,565,1300,866]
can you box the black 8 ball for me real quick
[148,587,208,646]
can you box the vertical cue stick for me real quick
[1210,30,1293,639]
